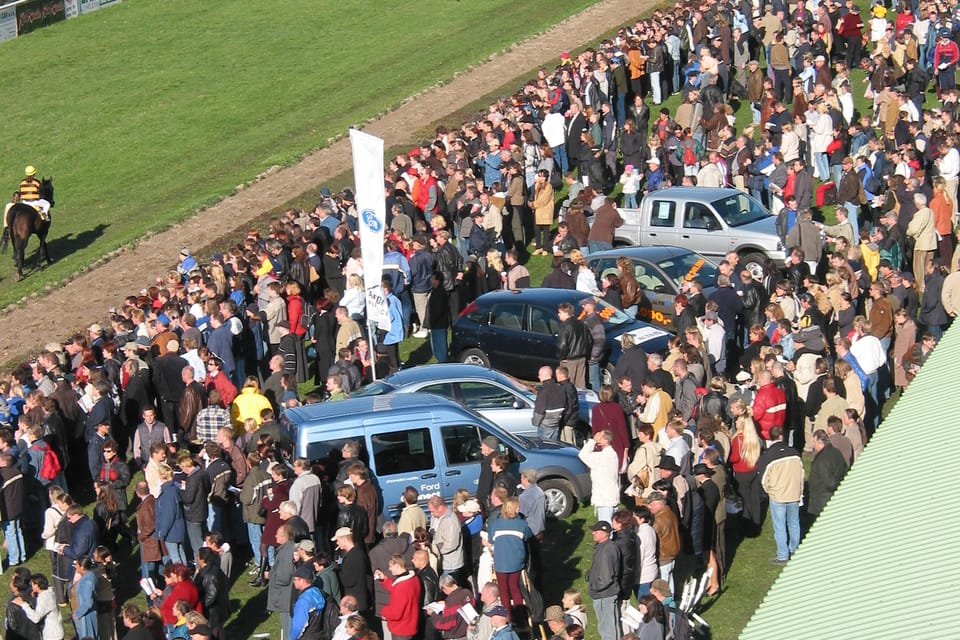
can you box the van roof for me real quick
[284,392,458,425]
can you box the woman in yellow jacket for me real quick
[528,169,554,255]
[231,377,273,431]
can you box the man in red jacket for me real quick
[752,369,786,442]
[376,554,422,640]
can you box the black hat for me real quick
[692,463,715,476]
[590,521,612,533]
[294,565,315,581]
[657,454,680,473]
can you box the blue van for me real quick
[286,393,591,519]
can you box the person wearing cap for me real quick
[645,490,680,591]
[934,28,960,98]
[618,164,640,209]
[586,520,621,640]
[195,547,230,639]
[543,604,567,639]
[176,247,198,282]
[291,562,326,640]
[482,604,518,640]
[332,524,371,615]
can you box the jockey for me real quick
[18,165,51,220]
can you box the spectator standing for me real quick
[758,426,804,565]
[586,521,621,640]
[578,431,620,524]
[267,524,297,639]
[376,553,422,640]
[557,302,591,389]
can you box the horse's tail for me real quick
[0,226,8,255]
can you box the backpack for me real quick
[550,166,563,190]
[664,604,694,640]
[299,592,341,640]
[31,441,61,481]
[300,302,317,330]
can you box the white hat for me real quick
[331,527,353,540]
[647,157,660,166]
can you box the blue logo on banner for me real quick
[361,209,383,233]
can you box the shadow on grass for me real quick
[540,515,589,603]
[44,223,109,267]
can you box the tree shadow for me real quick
[225,586,270,636]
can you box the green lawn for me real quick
[0,0,595,304]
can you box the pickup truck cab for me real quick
[597,187,786,279]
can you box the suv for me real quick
[450,288,672,383]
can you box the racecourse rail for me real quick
[0,0,121,42]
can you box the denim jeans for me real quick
[650,71,662,104]
[593,595,622,640]
[553,145,569,174]
[186,521,205,561]
[1,519,24,566]
[207,503,224,534]
[622,193,637,209]
[164,541,187,566]
[770,500,800,560]
[843,201,860,240]
[588,240,613,254]
[814,153,830,181]
[537,426,559,441]
[430,329,448,363]
[247,522,263,565]
[596,505,615,525]
[588,360,601,392]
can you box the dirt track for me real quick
[0,0,645,364]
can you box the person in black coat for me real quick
[611,512,637,604]
[333,528,371,614]
[476,437,499,510]
[425,272,450,363]
[150,349,189,436]
[335,486,368,549]
[195,547,231,639]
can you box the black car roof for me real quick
[471,288,596,306]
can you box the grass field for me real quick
[0,0,596,305]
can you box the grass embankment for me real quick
[0,0,594,304]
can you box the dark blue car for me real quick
[450,288,673,383]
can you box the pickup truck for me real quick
[591,187,786,279]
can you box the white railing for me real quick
[0,0,122,43]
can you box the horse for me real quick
[1,177,54,280]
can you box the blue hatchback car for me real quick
[449,288,673,383]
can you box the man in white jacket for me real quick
[578,430,621,524]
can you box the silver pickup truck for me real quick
[591,187,786,279]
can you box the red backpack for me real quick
[30,442,61,481]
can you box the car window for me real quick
[304,437,369,471]
[528,306,559,336]
[371,428,435,476]
[592,258,619,283]
[490,302,524,330]
[711,192,769,227]
[649,200,676,227]
[348,380,395,397]
[457,382,519,409]
[683,203,718,230]
[419,383,457,400]
[441,424,483,465]
[657,253,719,289]
[635,268,669,293]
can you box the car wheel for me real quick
[459,348,491,368]
[540,478,576,519]
[740,252,766,281]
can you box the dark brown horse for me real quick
[1,177,54,280]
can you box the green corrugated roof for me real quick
[739,325,960,639]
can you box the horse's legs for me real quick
[41,234,52,265]
[13,239,24,280]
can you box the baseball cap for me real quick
[590,521,612,533]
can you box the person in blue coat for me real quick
[290,565,325,640]
[72,556,99,640]
[154,465,187,565]
[486,497,533,622]
[61,505,98,565]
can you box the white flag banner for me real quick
[349,129,390,329]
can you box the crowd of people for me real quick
[3,0,960,638]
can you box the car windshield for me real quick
[585,297,634,327]
[711,193,770,227]
[349,380,396,397]
[657,253,719,289]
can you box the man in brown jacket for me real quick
[135,481,162,582]
[646,491,680,592]
[588,198,623,253]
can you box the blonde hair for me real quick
[736,413,762,468]
[501,497,519,518]
[159,464,174,481]
[486,249,504,273]
[568,249,586,266]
